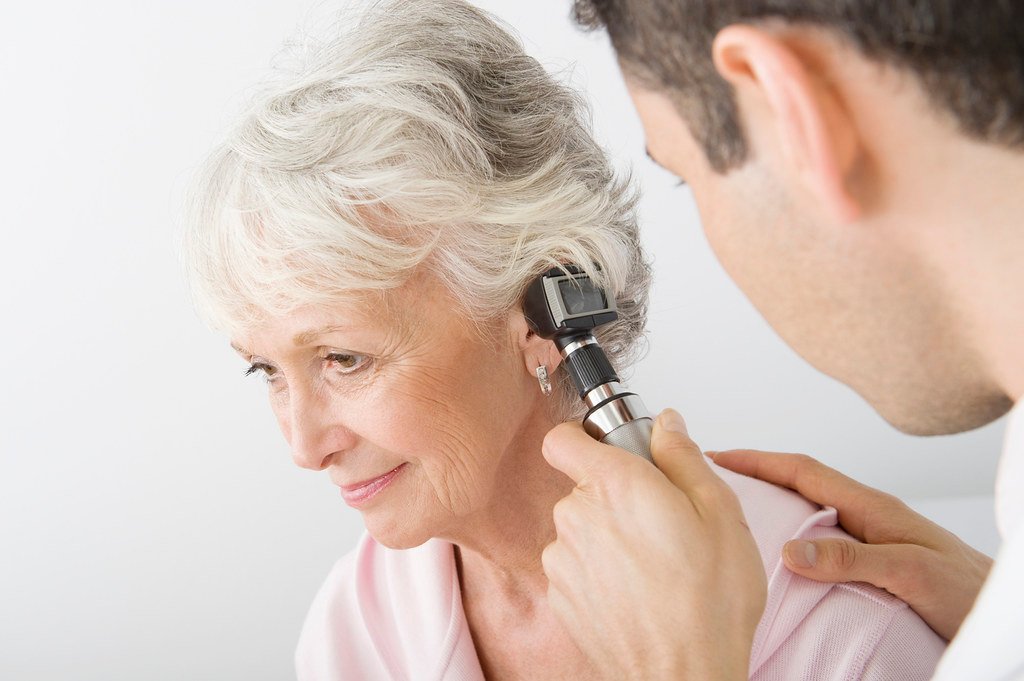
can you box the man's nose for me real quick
[285,387,355,471]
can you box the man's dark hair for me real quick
[574,0,1024,172]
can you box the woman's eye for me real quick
[244,361,277,382]
[325,352,369,374]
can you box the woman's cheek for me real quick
[421,448,481,515]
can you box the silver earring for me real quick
[536,365,552,396]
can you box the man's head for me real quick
[576,0,1023,434]
[576,0,1024,172]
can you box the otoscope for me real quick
[523,265,654,462]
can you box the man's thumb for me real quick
[782,538,886,585]
[650,409,719,493]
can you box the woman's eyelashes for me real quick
[324,352,370,374]
[243,352,371,383]
[245,360,276,381]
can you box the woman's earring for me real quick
[536,365,552,396]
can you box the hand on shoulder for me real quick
[711,449,993,641]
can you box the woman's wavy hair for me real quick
[182,0,651,418]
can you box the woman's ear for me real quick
[510,311,561,379]
[712,25,863,223]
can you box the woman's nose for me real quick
[283,387,355,471]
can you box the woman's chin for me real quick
[363,515,434,550]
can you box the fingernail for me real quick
[658,408,688,435]
[786,540,817,569]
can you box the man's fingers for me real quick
[651,409,737,513]
[544,409,741,518]
[542,420,629,484]
[711,450,888,540]
[782,538,918,593]
[711,449,864,500]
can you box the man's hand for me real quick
[710,449,993,641]
[541,409,767,681]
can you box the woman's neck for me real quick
[441,405,597,680]
[441,406,574,606]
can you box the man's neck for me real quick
[904,137,1024,403]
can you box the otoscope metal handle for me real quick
[601,418,654,462]
[583,393,654,463]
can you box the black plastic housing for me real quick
[563,343,619,398]
[522,265,618,340]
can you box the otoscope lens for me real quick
[559,279,606,315]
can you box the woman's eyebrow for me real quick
[292,325,347,347]
[230,343,251,357]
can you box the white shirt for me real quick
[933,400,1024,681]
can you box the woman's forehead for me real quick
[229,285,465,355]
[228,302,385,354]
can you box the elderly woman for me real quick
[184,1,946,679]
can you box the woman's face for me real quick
[231,278,551,548]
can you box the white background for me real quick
[0,1,1006,679]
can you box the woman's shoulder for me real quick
[709,462,946,678]
[753,579,947,680]
[709,461,838,576]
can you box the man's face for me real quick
[624,75,1010,434]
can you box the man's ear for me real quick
[712,25,863,223]
[510,311,561,378]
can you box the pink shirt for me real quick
[296,463,945,680]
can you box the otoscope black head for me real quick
[522,265,621,397]
[522,265,618,345]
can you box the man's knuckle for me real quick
[541,541,555,568]
[551,498,573,533]
[888,545,932,593]
[589,464,631,500]
[541,427,562,454]
[655,432,700,458]
[791,452,821,471]
[877,491,908,513]
[692,479,736,510]
[829,540,860,571]
[676,439,704,458]
[541,541,566,579]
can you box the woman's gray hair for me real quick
[183,0,651,417]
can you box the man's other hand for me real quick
[711,449,993,641]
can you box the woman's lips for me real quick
[339,464,406,507]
